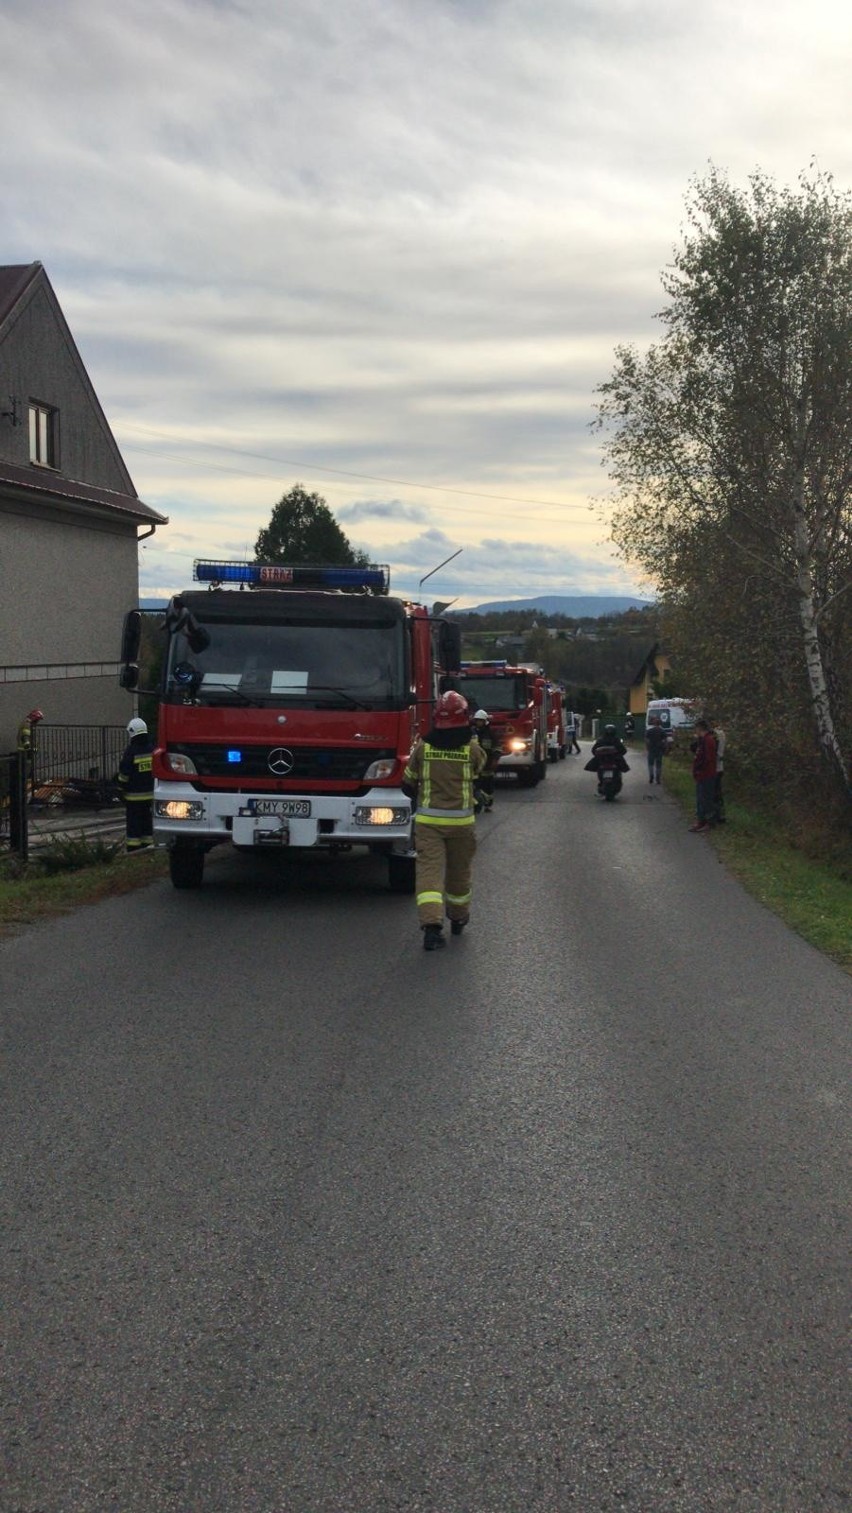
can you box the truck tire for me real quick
[169,843,205,889]
[549,746,558,763]
[388,853,416,894]
[517,768,538,788]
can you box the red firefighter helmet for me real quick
[28,708,44,723]
[433,690,471,729]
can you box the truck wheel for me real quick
[517,768,538,788]
[549,747,558,763]
[169,843,205,889]
[388,853,416,894]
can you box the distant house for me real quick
[0,262,167,748]
[627,642,672,718]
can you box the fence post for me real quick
[9,753,29,861]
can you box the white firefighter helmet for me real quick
[126,716,148,737]
[472,709,490,722]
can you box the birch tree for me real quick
[596,168,852,795]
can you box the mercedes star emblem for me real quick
[268,747,295,775]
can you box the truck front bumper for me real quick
[153,783,412,851]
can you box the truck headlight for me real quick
[509,737,532,752]
[363,758,397,781]
[164,751,198,776]
[156,800,205,820]
[354,806,409,826]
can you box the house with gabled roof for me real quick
[0,262,167,749]
[627,641,672,720]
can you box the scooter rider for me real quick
[471,708,500,812]
[403,691,485,950]
[586,723,629,794]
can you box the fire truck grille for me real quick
[173,744,395,782]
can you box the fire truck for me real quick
[450,660,550,786]
[118,561,461,890]
[546,682,567,762]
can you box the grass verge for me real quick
[0,843,169,936]
[662,758,852,975]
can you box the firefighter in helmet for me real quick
[403,691,486,950]
[470,708,500,812]
[118,716,155,852]
[17,707,44,799]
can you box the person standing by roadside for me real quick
[118,716,155,852]
[689,718,718,833]
[566,710,581,754]
[403,691,485,950]
[645,714,669,785]
[713,722,727,823]
[16,708,44,801]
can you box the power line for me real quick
[117,422,593,514]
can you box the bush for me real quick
[35,832,124,875]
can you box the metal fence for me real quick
[1,751,30,859]
[29,724,127,808]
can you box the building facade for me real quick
[0,263,166,748]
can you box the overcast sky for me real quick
[3,0,850,606]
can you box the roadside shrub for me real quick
[35,833,124,875]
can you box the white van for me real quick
[645,698,697,734]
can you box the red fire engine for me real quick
[119,562,460,890]
[451,660,550,786]
[546,682,567,762]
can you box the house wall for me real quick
[0,282,134,492]
[0,498,138,748]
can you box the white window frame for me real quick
[28,401,58,467]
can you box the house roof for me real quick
[0,261,168,529]
[0,263,41,326]
[0,458,167,525]
[630,642,661,687]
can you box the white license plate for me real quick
[246,799,311,818]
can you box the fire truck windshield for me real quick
[165,618,407,708]
[454,674,530,714]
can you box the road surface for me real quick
[2,756,849,1511]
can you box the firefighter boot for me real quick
[423,924,446,951]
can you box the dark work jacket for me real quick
[118,735,155,801]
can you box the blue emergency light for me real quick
[193,561,390,593]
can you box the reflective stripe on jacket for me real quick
[404,738,484,824]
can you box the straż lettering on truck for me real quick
[118,561,461,890]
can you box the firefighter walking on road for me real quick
[118,716,155,852]
[403,691,485,951]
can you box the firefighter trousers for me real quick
[125,798,153,850]
[414,818,476,927]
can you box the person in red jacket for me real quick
[689,718,718,833]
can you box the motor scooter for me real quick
[584,740,629,801]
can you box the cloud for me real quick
[2,0,849,607]
[337,499,431,524]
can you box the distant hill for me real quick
[462,595,652,617]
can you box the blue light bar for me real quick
[460,660,508,670]
[193,561,390,593]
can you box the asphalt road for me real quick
[2,756,850,1512]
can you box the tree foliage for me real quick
[596,166,852,798]
[254,484,369,567]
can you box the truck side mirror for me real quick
[120,609,142,664]
[187,624,211,654]
[437,621,461,674]
[119,610,142,689]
